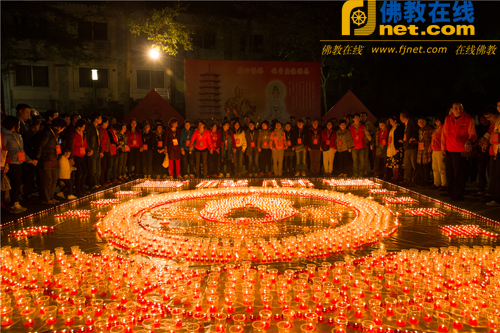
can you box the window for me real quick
[137,70,164,90]
[193,29,216,50]
[240,34,264,53]
[78,21,107,41]
[15,65,49,87]
[79,68,108,88]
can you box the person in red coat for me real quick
[189,120,213,178]
[208,123,221,177]
[126,119,143,177]
[166,118,182,178]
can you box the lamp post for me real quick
[91,69,98,110]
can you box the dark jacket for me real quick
[166,128,181,160]
[34,126,60,166]
[141,130,154,151]
[87,123,101,153]
[393,124,405,150]
[308,127,322,150]
[245,129,259,156]
[291,127,310,151]
[403,119,419,150]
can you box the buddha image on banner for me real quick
[184,59,321,121]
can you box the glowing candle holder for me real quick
[252,320,266,333]
[437,312,451,332]
[21,306,36,327]
[334,316,348,333]
[277,321,293,333]
[232,314,246,326]
[1,307,13,327]
[259,310,272,329]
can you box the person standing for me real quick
[166,118,182,179]
[16,103,31,136]
[349,114,369,177]
[360,112,376,176]
[208,123,221,177]
[270,121,287,177]
[232,122,247,177]
[283,122,294,176]
[257,121,272,177]
[2,116,37,213]
[34,118,66,204]
[141,122,154,179]
[180,120,195,179]
[486,101,500,207]
[476,111,494,197]
[441,103,477,201]
[87,112,102,189]
[386,117,405,182]
[21,116,42,201]
[429,115,446,190]
[373,119,389,178]
[321,120,337,176]
[189,120,213,178]
[106,123,121,184]
[335,120,354,177]
[57,149,76,200]
[152,123,167,179]
[71,119,89,196]
[416,117,433,187]
[400,111,419,186]
[99,116,111,186]
[126,119,143,178]
[292,119,309,177]
[307,119,322,176]
[117,124,128,181]
[220,121,235,177]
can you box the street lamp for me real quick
[91,69,98,110]
[149,48,160,59]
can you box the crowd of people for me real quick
[2,101,500,214]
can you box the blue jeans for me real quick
[352,148,365,177]
[295,149,307,173]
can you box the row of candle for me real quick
[96,187,396,262]
[53,210,91,219]
[2,245,500,333]
[196,180,250,189]
[404,209,446,217]
[298,206,344,224]
[90,199,121,206]
[151,207,203,224]
[369,189,397,196]
[199,195,298,225]
[131,180,189,189]
[7,226,55,239]
[113,191,141,197]
[382,198,419,204]
[323,179,382,189]
[439,225,499,238]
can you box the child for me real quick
[57,149,77,200]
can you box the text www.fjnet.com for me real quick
[371,45,448,55]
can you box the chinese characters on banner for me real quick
[184,60,321,122]
[380,0,474,24]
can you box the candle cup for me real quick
[259,310,272,329]
[232,314,246,326]
[361,320,375,333]
[110,326,125,333]
[407,304,421,326]
[95,319,108,333]
[63,305,76,325]
[370,306,384,325]
[83,306,95,325]
[335,316,348,331]
[21,306,36,327]
[43,305,57,325]
[300,323,316,333]
[252,320,266,333]
[187,323,201,333]
[1,307,13,327]
[352,299,366,320]
[437,312,450,332]
[107,302,120,321]
[277,321,293,333]
[397,295,410,309]
[384,297,397,320]
[421,302,434,326]
[395,308,407,328]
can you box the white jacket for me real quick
[59,156,71,179]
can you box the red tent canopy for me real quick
[322,90,376,123]
[124,90,185,126]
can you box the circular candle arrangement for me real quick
[439,225,499,238]
[298,206,344,223]
[113,191,142,197]
[382,197,419,204]
[196,180,249,189]
[96,187,397,263]
[90,199,120,206]
[323,179,382,189]
[199,195,298,225]
[53,210,91,219]
[1,245,499,333]
[7,226,55,238]
[151,207,203,223]
[404,208,446,217]
[132,180,189,189]
[369,189,398,196]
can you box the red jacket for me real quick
[190,129,213,151]
[99,125,109,153]
[377,128,389,146]
[126,130,143,148]
[73,132,88,157]
[441,113,477,152]
[321,129,337,149]
[349,123,366,149]
[209,130,221,149]
[431,125,443,152]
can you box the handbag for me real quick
[162,152,169,168]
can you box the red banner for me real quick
[184,60,321,123]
